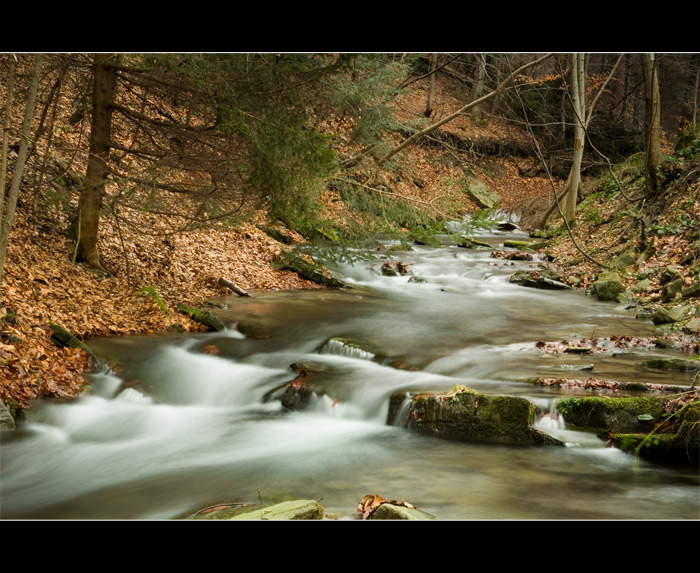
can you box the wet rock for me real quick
[556,396,667,434]
[408,275,428,284]
[642,358,700,372]
[280,380,317,411]
[368,504,437,520]
[398,386,563,446]
[194,500,325,520]
[612,401,699,466]
[509,269,571,290]
[457,237,491,249]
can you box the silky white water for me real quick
[1,237,698,520]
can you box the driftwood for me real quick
[176,304,226,332]
[218,277,253,297]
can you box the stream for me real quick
[1,226,699,520]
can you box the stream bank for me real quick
[2,223,698,520]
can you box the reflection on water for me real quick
[1,241,698,520]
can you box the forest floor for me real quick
[1,74,698,412]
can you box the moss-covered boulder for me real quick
[613,400,699,466]
[556,395,699,465]
[397,386,563,446]
[193,499,325,520]
[556,396,666,434]
[589,271,629,302]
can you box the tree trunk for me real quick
[0,54,44,294]
[423,53,438,118]
[564,53,586,222]
[642,53,663,195]
[75,53,117,270]
[469,54,487,125]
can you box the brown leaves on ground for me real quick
[356,493,417,520]
[0,208,320,408]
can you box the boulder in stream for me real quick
[193,499,325,520]
[556,394,699,466]
[509,269,571,290]
[391,386,563,446]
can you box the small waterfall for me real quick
[531,397,605,448]
[319,338,375,361]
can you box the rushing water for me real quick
[2,228,699,520]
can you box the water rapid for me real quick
[1,232,698,520]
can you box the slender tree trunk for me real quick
[692,54,699,131]
[469,54,487,125]
[642,53,663,195]
[563,53,586,221]
[0,54,44,295]
[423,53,438,118]
[75,53,117,270]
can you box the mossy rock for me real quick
[193,499,325,520]
[401,386,562,446]
[589,271,628,302]
[612,401,699,465]
[556,396,667,434]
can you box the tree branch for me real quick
[376,54,553,166]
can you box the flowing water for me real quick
[2,227,699,520]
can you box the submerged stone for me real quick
[642,358,700,372]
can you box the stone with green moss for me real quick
[589,271,628,302]
[612,401,699,465]
[556,396,666,434]
[193,499,325,520]
[398,386,563,446]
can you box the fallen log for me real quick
[49,321,102,369]
[218,277,253,297]
[176,304,226,332]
